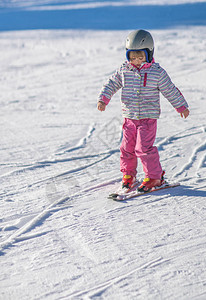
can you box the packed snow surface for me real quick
[0,1,206,299]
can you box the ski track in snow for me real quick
[174,138,206,178]
[156,125,206,183]
[0,172,123,253]
[1,123,205,255]
[66,256,165,299]
[0,11,206,300]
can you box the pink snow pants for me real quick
[120,118,162,179]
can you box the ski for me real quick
[108,181,180,201]
[108,180,140,198]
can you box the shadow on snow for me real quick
[0,2,206,31]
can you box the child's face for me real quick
[129,51,146,67]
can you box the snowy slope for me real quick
[1,1,206,30]
[0,1,206,299]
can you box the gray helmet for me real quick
[126,29,154,63]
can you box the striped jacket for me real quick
[98,61,188,120]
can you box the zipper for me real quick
[143,73,147,87]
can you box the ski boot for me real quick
[138,171,165,192]
[122,175,136,189]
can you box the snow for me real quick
[0,1,206,299]
[1,1,206,30]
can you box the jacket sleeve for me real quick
[158,67,189,111]
[98,67,123,105]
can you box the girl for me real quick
[97,29,189,192]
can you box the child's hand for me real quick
[180,108,189,119]
[97,101,106,112]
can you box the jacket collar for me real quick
[128,58,155,71]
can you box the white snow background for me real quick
[0,0,206,299]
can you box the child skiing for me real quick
[97,29,189,192]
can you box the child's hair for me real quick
[129,50,145,58]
